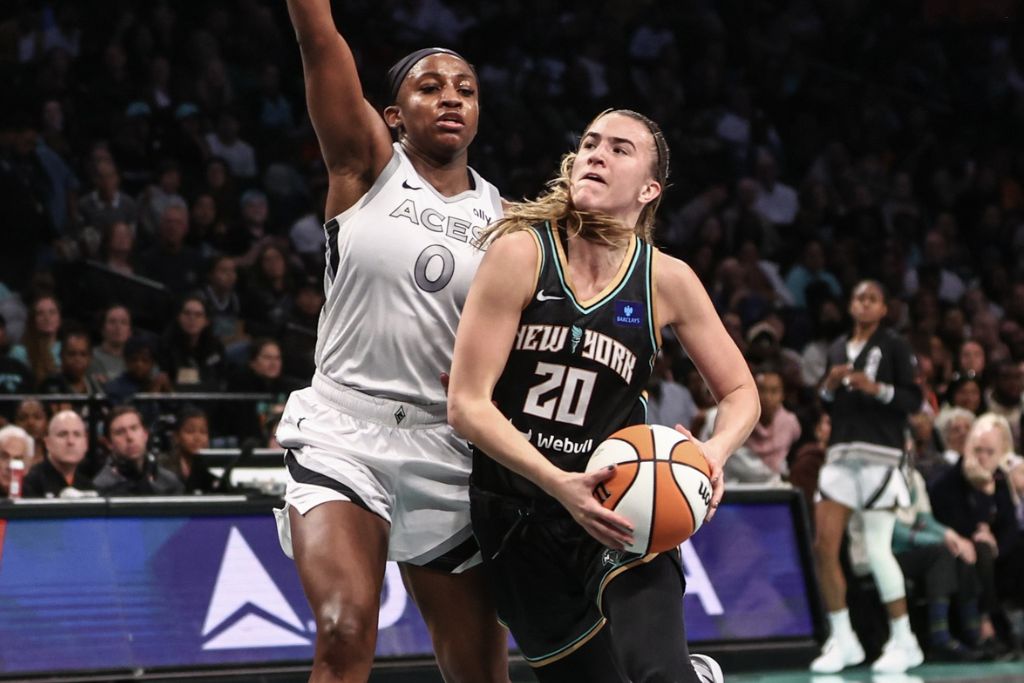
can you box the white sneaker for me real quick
[690,654,723,683]
[871,636,924,673]
[810,633,866,673]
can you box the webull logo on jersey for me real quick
[532,430,594,455]
[513,324,637,384]
[201,527,409,650]
[614,300,644,328]
[389,198,486,244]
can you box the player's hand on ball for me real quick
[551,467,635,550]
[672,424,725,522]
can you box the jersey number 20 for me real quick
[522,362,597,426]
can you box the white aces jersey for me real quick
[315,143,503,405]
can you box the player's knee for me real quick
[314,601,376,655]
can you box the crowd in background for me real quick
[1,0,1023,662]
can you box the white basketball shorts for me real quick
[816,445,910,511]
[272,372,480,573]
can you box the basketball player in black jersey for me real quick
[448,110,760,682]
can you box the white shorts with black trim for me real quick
[816,444,910,511]
[272,372,480,573]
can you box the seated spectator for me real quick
[0,424,33,498]
[158,295,225,390]
[893,466,982,661]
[722,369,801,484]
[789,411,829,506]
[0,313,33,418]
[137,199,203,295]
[935,407,976,468]
[985,360,1024,452]
[88,304,132,385]
[77,158,138,241]
[38,327,103,396]
[786,240,842,309]
[241,243,296,337]
[94,405,183,496]
[280,277,323,380]
[945,373,986,415]
[14,399,48,467]
[205,112,256,179]
[929,413,1023,657]
[645,349,698,430]
[227,338,300,441]
[160,405,218,493]
[21,410,94,498]
[957,340,986,380]
[137,159,185,239]
[10,294,62,387]
[202,255,246,346]
[97,221,137,276]
[104,335,172,406]
[189,193,228,252]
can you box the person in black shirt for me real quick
[93,405,183,496]
[160,405,218,493]
[812,280,925,674]
[448,110,758,683]
[22,410,94,498]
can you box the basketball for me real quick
[586,424,713,554]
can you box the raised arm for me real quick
[447,232,634,549]
[655,251,760,518]
[286,0,393,212]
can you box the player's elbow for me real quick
[447,392,473,439]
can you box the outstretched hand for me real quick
[673,423,726,522]
[549,466,635,550]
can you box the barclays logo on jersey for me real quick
[614,300,644,328]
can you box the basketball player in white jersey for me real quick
[276,2,507,681]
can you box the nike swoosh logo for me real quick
[296,417,307,430]
[402,180,421,191]
[536,291,564,302]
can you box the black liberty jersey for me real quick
[472,221,660,500]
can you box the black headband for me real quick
[386,47,471,103]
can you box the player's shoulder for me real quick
[652,248,700,287]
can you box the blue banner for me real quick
[0,499,815,676]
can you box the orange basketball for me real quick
[586,424,712,554]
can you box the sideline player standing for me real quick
[448,109,759,682]
[276,2,507,682]
[811,280,925,674]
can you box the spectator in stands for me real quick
[201,158,238,224]
[98,221,137,276]
[721,369,801,484]
[137,199,203,294]
[933,407,976,478]
[0,314,33,418]
[168,103,209,182]
[785,240,843,310]
[158,295,225,391]
[985,360,1024,452]
[10,294,62,387]
[137,159,185,239]
[205,111,256,179]
[160,405,217,493]
[39,327,102,396]
[188,193,227,251]
[0,445,9,498]
[94,405,183,496]
[929,413,1022,658]
[905,230,967,305]
[242,243,296,337]
[0,425,34,495]
[78,158,138,236]
[789,411,829,507]
[893,466,982,661]
[203,255,246,346]
[945,373,986,415]
[800,287,845,388]
[104,335,172,406]
[88,304,131,385]
[231,190,274,264]
[280,277,322,381]
[21,410,94,498]
[14,399,47,466]
[645,347,698,430]
[227,338,299,441]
